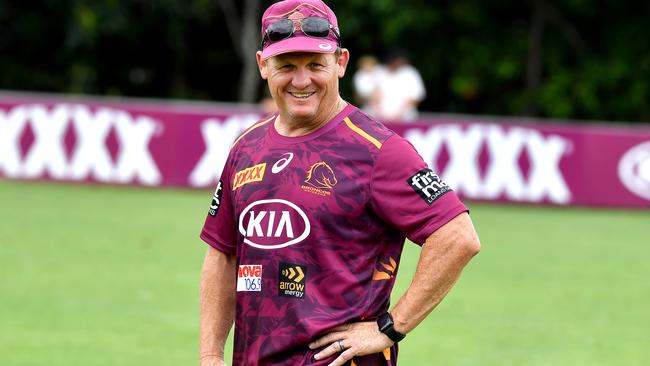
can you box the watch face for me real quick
[378,313,394,332]
[377,312,405,342]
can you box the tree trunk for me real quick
[526,0,544,116]
[238,0,261,103]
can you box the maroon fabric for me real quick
[201,105,467,365]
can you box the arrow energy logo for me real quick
[279,263,306,299]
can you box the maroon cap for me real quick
[260,0,339,60]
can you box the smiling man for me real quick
[199,1,480,366]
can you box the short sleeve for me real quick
[370,135,468,245]
[200,151,238,255]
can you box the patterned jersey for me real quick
[200,104,468,366]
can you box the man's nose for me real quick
[291,68,311,89]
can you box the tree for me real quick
[216,0,263,103]
[1,0,648,122]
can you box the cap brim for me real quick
[261,36,337,60]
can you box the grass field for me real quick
[1,180,649,365]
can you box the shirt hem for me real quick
[200,230,236,255]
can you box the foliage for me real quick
[0,0,648,122]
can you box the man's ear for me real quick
[256,51,269,80]
[336,49,350,78]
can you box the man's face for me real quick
[257,51,349,124]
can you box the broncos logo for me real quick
[304,162,338,189]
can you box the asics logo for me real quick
[272,153,294,174]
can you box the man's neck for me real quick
[275,98,347,137]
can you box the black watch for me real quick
[377,312,406,342]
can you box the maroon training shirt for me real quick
[201,104,468,365]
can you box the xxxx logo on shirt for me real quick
[301,161,337,197]
[233,163,266,191]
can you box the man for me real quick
[352,55,384,114]
[200,1,480,365]
[373,48,426,122]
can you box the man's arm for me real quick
[310,213,480,365]
[200,246,237,366]
[390,212,480,333]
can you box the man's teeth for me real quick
[291,92,313,98]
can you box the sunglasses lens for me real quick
[301,17,330,37]
[267,19,294,41]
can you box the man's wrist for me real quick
[391,312,408,335]
[377,312,406,342]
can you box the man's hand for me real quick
[200,355,227,366]
[309,321,394,366]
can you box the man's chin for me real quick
[286,108,317,123]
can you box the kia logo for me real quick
[618,141,650,200]
[238,199,310,249]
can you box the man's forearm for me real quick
[391,213,480,334]
[200,247,237,361]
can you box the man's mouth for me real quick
[289,91,315,99]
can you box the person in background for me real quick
[374,48,426,122]
[199,1,480,365]
[352,55,385,115]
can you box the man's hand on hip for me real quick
[309,321,394,366]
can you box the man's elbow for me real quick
[460,229,481,259]
[456,213,481,258]
[466,236,481,257]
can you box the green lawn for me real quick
[1,181,648,365]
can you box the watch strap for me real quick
[377,312,406,342]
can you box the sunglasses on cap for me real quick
[260,16,341,50]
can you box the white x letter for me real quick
[526,131,571,203]
[22,105,69,179]
[113,112,161,185]
[188,115,256,187]
[69,106,115,181]
[0,106,29,177]
[483,125,528,200]
[442,125,484,198]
